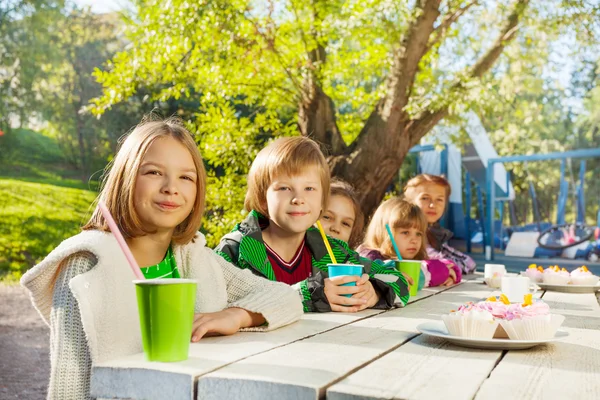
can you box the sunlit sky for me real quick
[73,0,130,13]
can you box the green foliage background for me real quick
[2,1,600,279]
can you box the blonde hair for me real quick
[245,136,330,216]
[404,173,452,201]
[330,179,364,248]
[362,197,428,260]
[83,117,206,245]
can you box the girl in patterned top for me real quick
[357,197,462,288]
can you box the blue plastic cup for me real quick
[327,264,364,298]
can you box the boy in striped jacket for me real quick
[215,137,410,313]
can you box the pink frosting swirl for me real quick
[505,300,550,320]
[525,269,543,280]
[571,267,593,278]
[544,268,569,278]
[476,301,509,319]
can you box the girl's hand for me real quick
[401,272,414,286]
[324,276,368,313]
[352,274,379,310]
[191,308,265,342]
[443,266,457,286]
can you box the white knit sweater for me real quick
[20,230,303,399]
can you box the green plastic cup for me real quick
[395,260,421,296]
[134,278,197,362]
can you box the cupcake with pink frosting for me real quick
[442,302,498,339]
[478,294,511,338]
[543,266,571,285]
[478,294,511,318]
[569,266,599,286]
[498,294,564,340]
[523,264,544,283]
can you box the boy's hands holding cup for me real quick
[324,275,367,312]
[352,274,380,310]
[191,308,265,342]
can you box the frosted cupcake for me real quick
[570,266,599,286]
[485,272,503,289]
[478,295,511,338]
[442,302,498,339]
[478,294,510,318]
[543,266,570,285]
[524,264,544,283]
[498,294,565,340]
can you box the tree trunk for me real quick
[329,110,413,219]
[298,85,346,156]
[319,0,529,221]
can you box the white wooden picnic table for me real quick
[91,276,600,400]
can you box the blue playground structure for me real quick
[410,111,600,263]
[485,148,600,261]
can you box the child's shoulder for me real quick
[356,246,385,261]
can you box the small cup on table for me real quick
[327,264,364,298]
[395,260,421,296]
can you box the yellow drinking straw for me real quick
[316,220,337,264]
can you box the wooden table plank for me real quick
[197,281,498,400]
[326,281,506,400]
[474,291,600,400]
[90,310,382,400]
[91,277,461,399]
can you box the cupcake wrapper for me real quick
[442,314,498,339]
[543,275,571,285]
[499,314,565,340]
[570,276,599,286]
[521,271,543,283]
[485,276,503,289]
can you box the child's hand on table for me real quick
[443,263,457,286]
[191,308,265,342]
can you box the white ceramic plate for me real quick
[416,321,569,350]
[536,282,600,293]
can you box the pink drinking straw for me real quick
[97,200,145,280]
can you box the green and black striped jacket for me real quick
[215,210,410,312]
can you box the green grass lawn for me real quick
[0,178,97,282]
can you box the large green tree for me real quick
[0,0,64,129]
[38,8,148,181]
[91,0,600,243]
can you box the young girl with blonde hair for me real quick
[358,197,461,288]
[21,118,302,399]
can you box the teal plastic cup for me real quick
[395,260,421,296]
[134,278,197,362]
[327,264,363,298]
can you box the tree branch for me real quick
[381,0,442,124]
[427,1,478,51]
[296,0,346,155]
[408,0,530,143]
[244,12,304,93]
